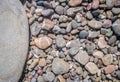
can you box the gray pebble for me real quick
[56,35,66,48]
[79,30,89,39]
[55,5,64,15]
[69,47,79,56]
[71,20,78,29]
[112,7,120,15]
[43,72,55,82]
[108,35,117,45]
[41,9,54,17]
[52,25,61,34]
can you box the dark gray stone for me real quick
[0,0,29,82]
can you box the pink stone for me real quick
[104,65,116,74]
[103,20,112,28]
[91,0,99,9]
[35,36,52,49]
[69,0,82,6]
[93,50,104,59]
[98,36,107,49]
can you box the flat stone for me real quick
[69,0,82,6]
[85,62,99,74]
[98,36,107,49]
[88,20,103,29]
[38,58,46,67]
[69,47,80,56]
[35,36,52,49]
[37,76,46,82]
[52,58,69,74]
[0,0,29,82]
[102,54,113,65]
[74,50,90,65]
[104,65,116,74]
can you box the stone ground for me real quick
[21,0,120,82]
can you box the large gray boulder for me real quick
[0,0,29,82]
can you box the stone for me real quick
[86,43,96,54]
[76,67,83,75]
[108,35,117,45]
[42,19,54,31]
[30,22,41,36]
[102,54,113,65]
[91,9,100,17]
[52,25,61,34]
[35,36,52,49]
[69,47,80,56]
[88,20,103,29]
[112,7,120,15]
[37,76,46,82]
[108,47,118,54]
[0,0,29,82]
[86,11,93,20]
[41,9,54,17]
[79,30,89,39]
[39,58,46,67]
[116,70,120,79]
[104,65,116,74]
[91,0,99,9]
[35,8,43,16]
[43,72,55,82]
[69,0,82,6]
[93,50,104,59]
[58,75,65,82]
[85,62,99,74]
[98,36,107,49]
[103,20,112,28]
[59,0,66,3]
[43,1,53,9]
[106,0,115,9]
[56,35,66,48]
[55,5,64,15]
[74,50,90,65]
[112,19,120,36]
[67,8,75,17]
[71,20,78,29]
[31,78,36,82]
[27,58,39,70]
[66,23,72,32]
[52,58,69,74]
[88,31,99,39]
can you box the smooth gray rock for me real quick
[0,0,29,82]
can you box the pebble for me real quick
[108,35,117,45]
[69,47,79,56]
[42,19,55,31]
[85,62,99,74]
[104,65,116,74]
[67,8,75,17]
[93,50,104,59]
[35,8,43,16]
[43,72,55,81]
[56,35,66,48]
[88,20,103,29]
[98,36,107,49]
[71,20,78,29]
[91,0,99,9]
[86,11,93,20]
[27,58,39,70]
[116,70,120,79]
[106,0,115,9]
[102,54,113,65]
[35,36,52,49]
[76,67,83,75]
[52,58,69,74]
[31,78,36,82]
[103,20,112,28]
[55,5,65,15]
[37,76,46,82]
[66,23,72,32]
[88,31,99,39]
[41,9,54,17]
[69,0,82,6]
[59,0,66,3]
[79,30,89,39]
[112,19,120,36]
[112,7,120,15]
[52,25,61,34]
[74,50,90,65]
[86,42,96,54]
[58,75,66,82]
[38,58,46,67]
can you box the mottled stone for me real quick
[102,54,113,65]
[35,36,52,49]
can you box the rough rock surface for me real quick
[0,0,28,82]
